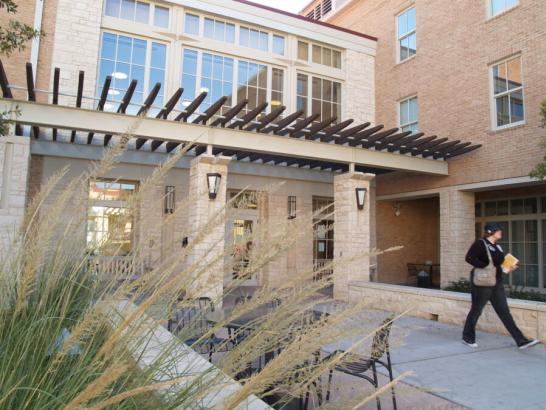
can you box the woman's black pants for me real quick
[462,279,525,344]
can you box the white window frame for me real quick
[181,48,286,115]
[398,95,419,133]
[488,0,519,18]
[97,30,168,112]
[489,54,525,131]
[296,40,342,69]
[103,0,170,28]
[396,6,416,64]
[296,72,343,122]
[476,195,546,291]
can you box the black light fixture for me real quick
[288,196,297,219]
[165,185,175,214]
[355,187,367,210]
[207,173,222,200]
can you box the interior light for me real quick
[200,87,210,93]
[108,89,120,96]
[112,71,128,80]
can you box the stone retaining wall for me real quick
[348,281,546,342]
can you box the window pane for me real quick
[526,264,539,288]
[509,89,524,123]
[542,197,546,213]
[406,7,416,32]
[399,37,409,61]
[506,57,522,90]
[132,38,146,65]
[121,0,135,20]
[215,21,225,42]
[485,201,497,216]
[226,23,235,43]
[491,0,504,15]
[101,32,117,59]
[297,73,308,96]
[475,202,482,217]
[333,50,342,68]
[273,35,285,55]
[496,95,510,126]
[409,97,418,122]
[497,200,509,215]
[250,29,260,49]
[240,27,249,47]
[105,0,121,17]
[493,63,508,94]
[512,220,524,241]
[400,100,409,124]
[333,82,341,103]
[312,45,321,64]
[151,42,166,69]
[312,77,321,100]
[322,47,332,67]
[511,199,524,215]
[397,12,407,37]
[154,6,169,28]
[259,32,269,51]
[204,18,214,38]
[524,198,537,214]
[185,13,199,35]
[298,41,308,60]
[408,33,417,57]
[135,1,149,23]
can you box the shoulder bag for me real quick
[472,239,497,287]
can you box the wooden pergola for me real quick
[0,61,481,175]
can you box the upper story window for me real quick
[492,55,524,128]
[180,48,285,118]
[184,13,200,35]
[297,41,342,69]
[204,17,235,43]
[296,73,341,122]
[104,0,169,28]
[397,6,416,62]
[399,96,419,133]
[98,32,166,114]
[240,26,269,52]
[272,35,285,56]
[490,0,519,17]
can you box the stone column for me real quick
[186,154,230,305]
[439,189,475,288]
[333,172,375,301]
[0,135,30,258]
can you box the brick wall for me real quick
[377,197,440,285]
[329,0,546,196]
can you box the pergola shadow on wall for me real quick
[0,61,481,175]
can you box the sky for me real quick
[247,0,311,13]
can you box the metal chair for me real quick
[323,316,397,410]
[168,297,230,362]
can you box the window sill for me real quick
[489,121,527,134]
[486,4,519,23]
[395,54,417,67]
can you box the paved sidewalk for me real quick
[323,308,546,410]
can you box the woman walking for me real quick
[462,222,539,349]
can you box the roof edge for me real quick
[232,0,378,42]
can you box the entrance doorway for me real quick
[313,197,334,281]
[225,190,259,286]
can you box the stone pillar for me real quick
[333,172,375,301]
[0,135,30,258]
[186,154,230,304]
[439,189,475,288]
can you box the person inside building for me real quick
[462,222,540,349]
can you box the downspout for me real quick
[30,0,44,84]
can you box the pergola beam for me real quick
[2,99,449,175]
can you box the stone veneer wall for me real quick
[344,49,375,124]
[0,136,30,256]
[349,281,546,343]
[51,0,103,107]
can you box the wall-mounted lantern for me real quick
[207,173,222,200]
[165,185,175,214]
[355,187,367,210]
[288,196,297,219]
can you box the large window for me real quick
[399,96,419,133]
[181,49,284,117]
[476,196,546,289]
[237,60,268,115]
[87,180,136,256]
[397,7,416,62]
[240,26,269,52]
[297,41,341,69]
[296,74,341,122]
[492,55,524,128]
[97,32,167,114]
[490,0,519,17]
[204,17,235,43]
[104,0,169,28]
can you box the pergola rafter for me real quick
[0,61,482,176]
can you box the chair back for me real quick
[235,295,252,305]
[371,315,394,360]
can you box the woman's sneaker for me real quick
[462,339,478,348]
[518,339,540,350]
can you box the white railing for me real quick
[88,256,144,282]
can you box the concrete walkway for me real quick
[322,308,546,410]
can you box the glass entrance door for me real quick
[225,215,258,286]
